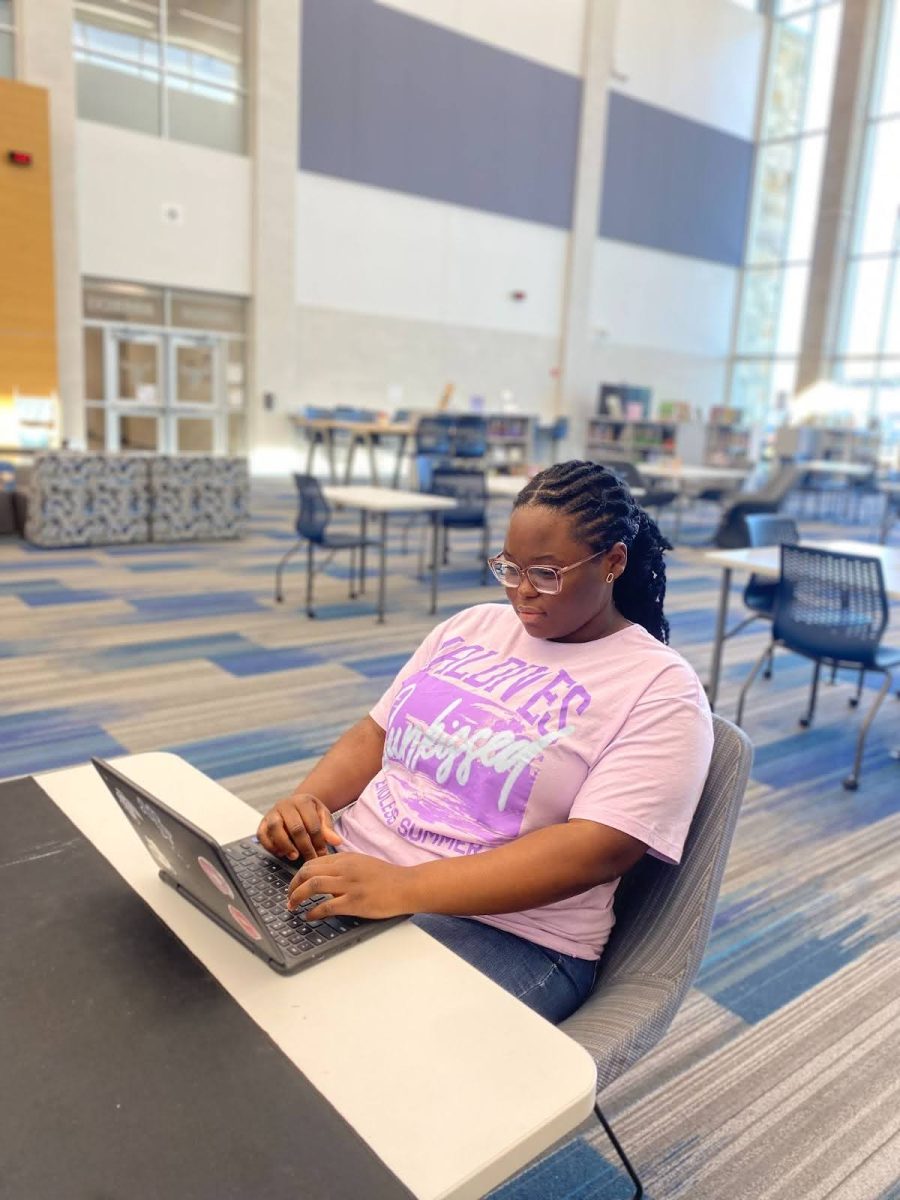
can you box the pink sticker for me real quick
[197,855,234,899]
[228,904,263,941]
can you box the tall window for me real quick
[730,1,843,436]
[0,1,14,78]
[73,1,247,154]
[833,0,900,459]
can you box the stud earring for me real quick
[606,572,615,584]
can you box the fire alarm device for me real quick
[7,150,33,166]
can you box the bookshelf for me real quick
[586,417,750,466]
[774,425,880,465]
[485,414,534,468]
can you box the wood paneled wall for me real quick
[0,78,58,397]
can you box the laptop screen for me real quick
[92,758,284,963]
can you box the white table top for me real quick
[879,480,900,494]
[323,484,457,514]
[703,539,900,600]
[794,460,875,477]
[487,473,530,499]
[640,462,750,485]
[34,754,596,1200]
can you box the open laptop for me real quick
[92,757,405,975]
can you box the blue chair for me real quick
[451,415,488,460]
[427,467,490,585]
[274,474,380,617]
[736,513,800,680]
[736,544,900,790]
[415,415,455,459]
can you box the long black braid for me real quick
[514,460,672,644]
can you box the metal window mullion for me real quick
[159,0,168,139]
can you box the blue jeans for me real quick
[410,914,599,1024]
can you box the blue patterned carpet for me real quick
[1,483,898,1199]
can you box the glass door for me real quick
[168,335,226,454]
[107,329,165,452]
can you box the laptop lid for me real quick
[92,757,288,967]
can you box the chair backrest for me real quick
[740,513,799,548]
[741,514,800,604]
[773,544,889,665]
[429,467,487,523]
[452,415,488,459]
[415,416,454,458]
[561,715,752,1087]
[0,460,16,493]
[608,461,645,492]
[757,462,801,502]
[292,473,331,541]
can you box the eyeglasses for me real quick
[487,551,606,595]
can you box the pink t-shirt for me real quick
[337,603,714,960]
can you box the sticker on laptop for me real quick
[228,904,263,941]
[145,838,175,875]
[197,855,234,899]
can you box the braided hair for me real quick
[514,460,672,643]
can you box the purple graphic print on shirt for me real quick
[380,637,593,846]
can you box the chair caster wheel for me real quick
[843,776,859,791]
[275,596,283,604]
[799,717,811,728]
[762,670,772,680]
[848,698,859,708]
[306,610,317,619]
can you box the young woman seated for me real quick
[258,460,713,1023]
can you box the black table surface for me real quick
[0,776,414,1200]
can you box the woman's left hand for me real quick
[286,852,415,920]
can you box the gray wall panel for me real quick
[599,91,754,267]
[300,0,580,229]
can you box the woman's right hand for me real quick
[257,793,343,862]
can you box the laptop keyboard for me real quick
[224,837,363,959]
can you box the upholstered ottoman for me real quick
[149,455,249,542]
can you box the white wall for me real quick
[297,173,568,340]
[373,0,586,75]
[613,0,765,138]
[77,120,252,295]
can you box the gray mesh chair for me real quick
[561,715,752,1198]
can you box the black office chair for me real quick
[427,467,490,585]
[714,464,801,548]
[609,461,679,519]
[274,474,380,617]
[736,544,900,790]
[415,415,455,459]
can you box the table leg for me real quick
[359,510,367,595]
[305,432,316,475]
[344,435,357,485]
[879,494,892,545]
[326,430,338,483]
[430,513,440,615]
[377,513,388,623]
[367,434,380,487]
[392,433,407,489]
[706,567,732,712]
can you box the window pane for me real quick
[227,412,246,454]
[120,413,158,451]
[747,141,798,265]
[737,266,810,356]
[84,327,106,400]
[765,15,813,139]
[84,279,165,325]
[803,2,842,130]
[873,0,900,117]
[116,337,160,402]
[76,60,161,135]
[176,417,214,453]
[787,134,826,261]
[166,78,244,152]
[731,359,798,430]
[227,339,245,409]
[175,343,214,404]
[166,0,245,90]
[0,30,12,77]
[777,265,810,355]
[841,258,890,356]
[857,118,900,254]
[86,406,107,452]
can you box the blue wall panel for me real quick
[599,91,754,267]
[300,0,581,230]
